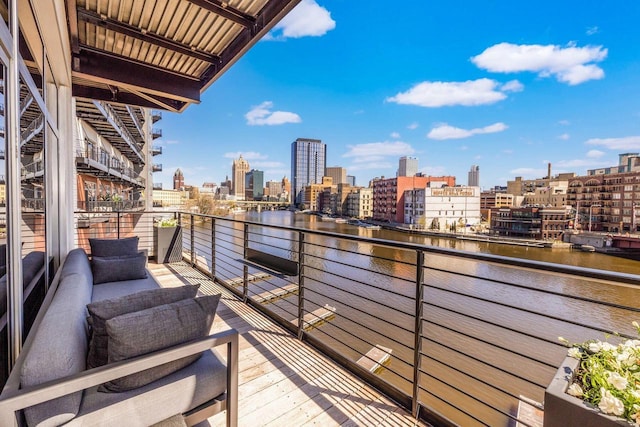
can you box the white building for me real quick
[346,187,373,219]
[404,186,481,231]
[398,156,418,177]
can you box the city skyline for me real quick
[154,1,640,191]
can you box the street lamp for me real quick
[588,204,601,232]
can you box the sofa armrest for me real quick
[0,328,239,427]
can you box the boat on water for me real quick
[335,218,348,223]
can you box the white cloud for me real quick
[558,119,570,126]
[245,101,301,126]
[224,151,268,160]
[586,26,599,36]
[558,133,570,140]
[554,158,605,168]
[586,149,605,158]
[266,0,335,40]
[407,122,419,130]
[390,132,401,139]
[427,122,508,140]
[252,161,286,168]
[421,166,448,176]
[343,141,415,166]
[471,42,607,85]
[501,80,524,92]
[510,167,548,178]
[386,78,512,107]
[586,136,640,150]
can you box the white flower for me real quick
[567,347,581,359]
[607,371,629,391]
[632,389,640,400]
[601,342,616,352]
[567,383,583,397]
[598,388,625,416]
[589,341,604,353]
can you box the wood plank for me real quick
[222,272,271,286]
[356,344,393,374]
[291,304,337,330]
[516,395,543,427]
[252,283,298,304]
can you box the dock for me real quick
[292,304,336,330]
[252,283,299,304]
[222,272,271,287]
[356,345,393,374]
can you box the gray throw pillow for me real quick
[91,252,147,285]
[101,294,221,392]
[89,236,139,258]
[86,285,199,369]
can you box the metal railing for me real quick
[73,211,640,427]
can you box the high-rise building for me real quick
[398,156,418,177]
[326,167,347,185]
[245,169,264,201]
[173,168,184,190]
[468,165,480,187]
[346,175,356,186]
[291,138,326,205]
[232,155,250,200]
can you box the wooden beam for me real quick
[77,9,220,64]
[72,84,184,111]
[73,47,201,104]
[186,0,256,28]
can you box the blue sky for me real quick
[156,0,640,190]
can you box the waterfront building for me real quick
[244,169,264,201]
[281,176,291,203]
[152,189,188,208]
[404,186,481,230]
[265,180,284,201]
[291,138,326,205]
[372,175,456,223]
[587,153,640,175]
[347,175,356,186]
[398,156,418,177]
[321,182,354,215]
[232,155,250,200]
[468,165,480,187]
[491,206,572,240]
[173,168,184,190]
[345,187,373,219]
[326,166,347,185]
[303,177,335,212]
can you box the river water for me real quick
[196,210,640,426]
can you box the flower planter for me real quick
[153,225,183,263]
[544,356,630,427]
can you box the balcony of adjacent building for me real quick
[62,210,640,427]
[152,163,163,173]
[75,145,146,188]
[153,183,163,190]
[152,128,162,140]
[152,145,163,156]
[152,110,162,123]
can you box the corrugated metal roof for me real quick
[68,0,300,111]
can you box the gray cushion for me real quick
[69,349,227,427]
[91,252,147,285]
[21,272,93,427]
[101,294,221,392]
[89,237,139,258]
[86,285,199,369]
[60,248,93,281]
[90,276,159,302]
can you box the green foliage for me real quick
[156,217,178,228]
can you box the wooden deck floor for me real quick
[148,262,427,427]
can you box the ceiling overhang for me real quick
[66,0,301,112]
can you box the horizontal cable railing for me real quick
[74,210,640,427]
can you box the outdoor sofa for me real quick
[0,237,238,426]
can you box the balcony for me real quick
[152,145,163,156]
[152,110,162,123]
[153,183,163,190]
[152,163,163,172]
[70,211,640,426]
[152,128,162,139]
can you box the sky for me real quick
[155,0,640,191]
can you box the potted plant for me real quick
[153,217,182,263]
[544,322,640,427]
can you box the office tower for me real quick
[468,165,480,187]
[347,175,356,186]
[232,155,250,199]
[398,156,418,177]
[291,138,326,205]
[173,168,184,190]
[245,169,264,201]
[326,166,347,185]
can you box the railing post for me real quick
[210,218,216,280]
[297,231,305,340]
[242,223,249,302]
[412,250,425,418]
[190,214,195,266]
[117,212,121,239]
